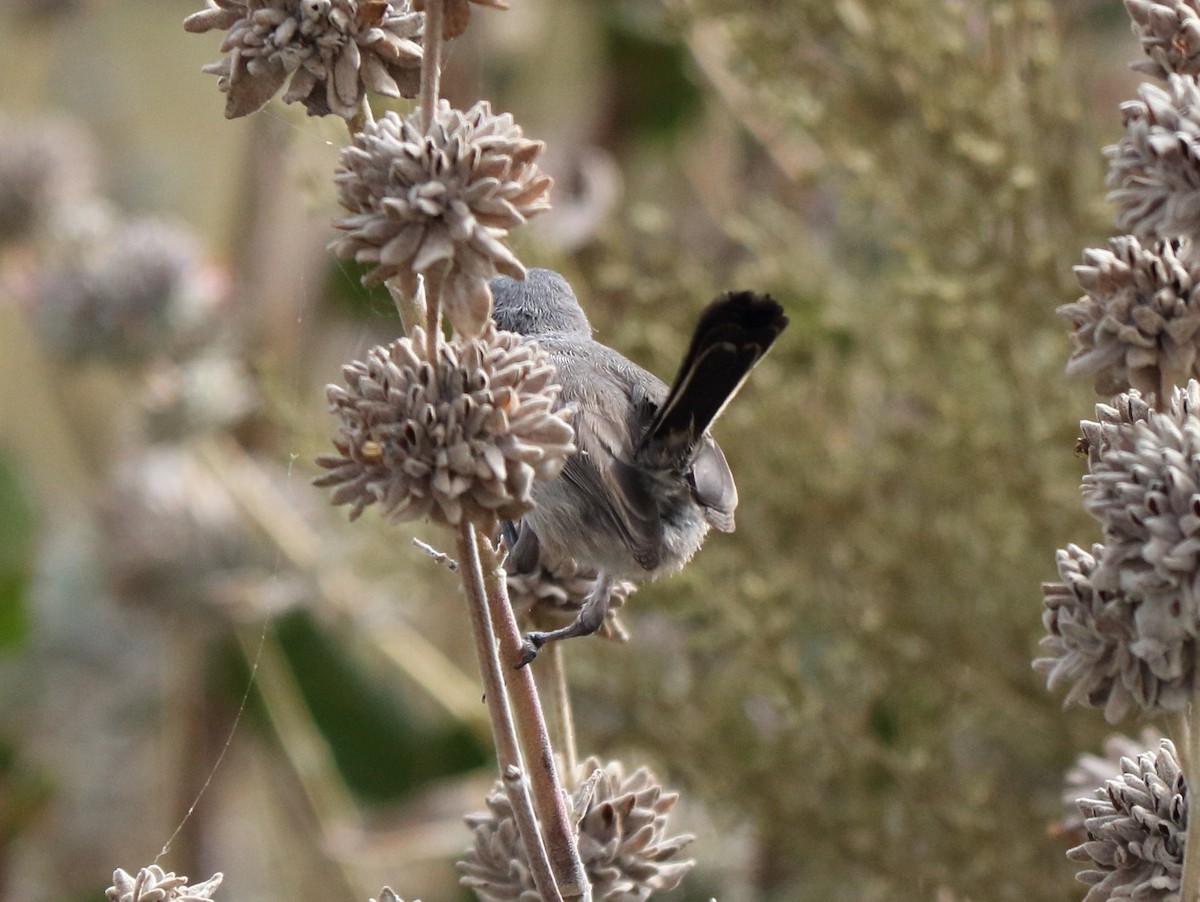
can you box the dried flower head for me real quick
[1037,385,1200,720]
[1107,75,1200,243]
[106,866,223,902]
[330,100,552,335]
[1083,382,1200,602]
[411,0,506,40]
[505,555,633,641]
[30,217,223,363]
[460,758,694,902]
[1067,738,1187,902]
[1035,543,1192,722]
[0,115,94,247]
[315,324,574,528]
[1061,235,1200,395]
[184,0,423,119]
[1127,0,1200,79]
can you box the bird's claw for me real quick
[517,632,546,668]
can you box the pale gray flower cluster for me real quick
[505,555,633,642]
[1037,386,1200,720]
[1067,738,1187,902]
[1061,235,1200,396]
[31,217,222,363]
[315,324,574,528]
[460,758,694,902]
[1107,75,1200,243]
[184,0,423,119]
[1127,0,1200,79]
[330,99,552,335]
[106,866,223,902]
[0,114,94,246]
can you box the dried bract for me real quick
[1107,75,1200,243]
[505,555,633,641]
[315,325,574,528]
[107,866,223,902]
[1067,739,1187,902]
[184,0,423,119]
[330,100,552,335]
[412,0,507,40]
[459,758,694,902]
[1063,730,1162,835]
[1061,235,1200,396]
[1127,0,1200,79]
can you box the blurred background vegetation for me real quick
[0,0,1162,900]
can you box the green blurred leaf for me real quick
[0,454,34,651]
[275,610,487,803]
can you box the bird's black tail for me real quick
[639,291,788,465]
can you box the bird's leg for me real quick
[518,572,614,667]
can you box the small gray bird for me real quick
[491,269,788,665]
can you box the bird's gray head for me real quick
[490,268,592,338]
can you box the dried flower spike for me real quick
[330,100,552,335]
[106,865,223,902]
[412,0,507,40]
[1061,235,1200,396]
[1127,0,1200,79]
[460,757,694,902]
[184,0,423,119]
[1107,74,1200,243]
[315,324,574,528]
[1067,738,1186,902]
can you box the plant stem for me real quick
[420,0,444,132]
[1178,680,1200,902]
[475,530,591,902]
[387,275,427,334]
[545,642,578,779]
[457,524,562,902]
[424,265,444,360]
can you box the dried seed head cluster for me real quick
[505,555,633,641]
[184,0,423,120]
[460,758,694,902]
[411,0,506,40]
[0,114,94,246]
[1061,235,1200,396]
[1127,0,1200,79]
[1037,386,1200,720]
[1067,738,1187,902]
[315,324,574,528]
[106,866,223,902]
[330,100,552,335]
[1107,75,1200,243]
[31,217,223,363]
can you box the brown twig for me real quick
[420,0,444,132]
